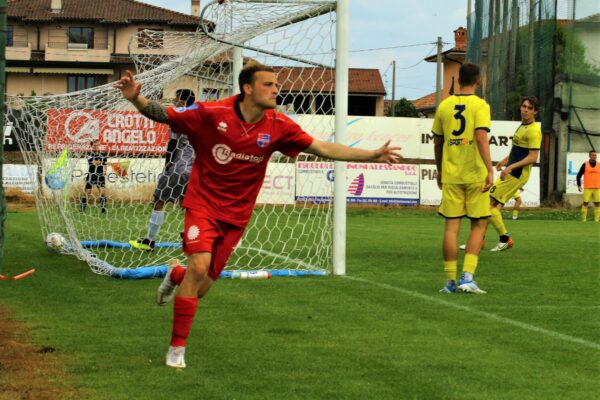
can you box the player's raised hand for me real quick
[372,140,403,165]
[114,70,142,102]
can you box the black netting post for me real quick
[0,0,7,272]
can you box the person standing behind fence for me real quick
[576,150,600,222]
[433,63,493,295]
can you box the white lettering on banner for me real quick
[102,129,157,144]
[3,123,13,147]
[106,113,156,129]
[46,109,169,154]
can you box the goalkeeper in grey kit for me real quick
[130,89,196,251]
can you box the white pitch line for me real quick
[344,275,600,351]
[238,246,320,270]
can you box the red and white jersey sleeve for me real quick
[164,95,314,227]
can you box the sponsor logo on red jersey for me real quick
[211,144,265,165]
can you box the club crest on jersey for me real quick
[257,133,270,148]
[217,121,228,133]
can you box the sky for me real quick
[138,0,468,100]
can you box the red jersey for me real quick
[166,95,314,226]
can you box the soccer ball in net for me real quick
[45,232,66,253]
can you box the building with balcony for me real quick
[6,0,200,96]
[6,0,386,116]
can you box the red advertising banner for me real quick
[46,109,170,154]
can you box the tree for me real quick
[389,97,418,117]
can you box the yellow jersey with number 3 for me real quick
[432,94,491,184]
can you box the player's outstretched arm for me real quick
[114,70,169,123]
[305,140,402,164]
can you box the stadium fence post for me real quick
[0,0,7,271]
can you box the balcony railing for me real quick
[45,42,111,63]
[6,42,31,61]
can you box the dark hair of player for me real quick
[175,89,196,107]
[520,96,539,111]
[458,63,480,86]
[238,62,275,100]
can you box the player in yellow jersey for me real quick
[488,97,542,251]
[432,63,494,294]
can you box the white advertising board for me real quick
[565,153,589,194]
[418,119,523,161]
[256,163,296,205]
[295,115,422,158]
[3,164,38,193]
[296,162,419,205]
[296,116,525,163]
[419,165,541,207]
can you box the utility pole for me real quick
[435,36,443,107]
[391,60,396,117]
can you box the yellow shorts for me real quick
[489,174,527,205]
[439,182,491,219]
[583,188,600,203]
[511,190,522,200]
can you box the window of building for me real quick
[68,27,94,48]
[68,75,106,92]
[138,28,164,49]
[6,25,13,47]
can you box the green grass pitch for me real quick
[1,208,599,400]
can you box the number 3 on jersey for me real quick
[452,105,466,136]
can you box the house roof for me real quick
[411,92,437,111]
[424,49,466,63]
[8,0,200,26]
[274,67,386,95]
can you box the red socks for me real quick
[170,265,186,285]
[170,296,198,347]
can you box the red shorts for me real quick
[182,208,246,280]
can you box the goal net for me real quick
[8,0,338,278]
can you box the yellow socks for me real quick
[490,207,508,236]
[443,261,457,282]
[581,205,588,222]
[594,207,600,222]
[463,253,479,275]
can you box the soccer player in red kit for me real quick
[116,62,402,368]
